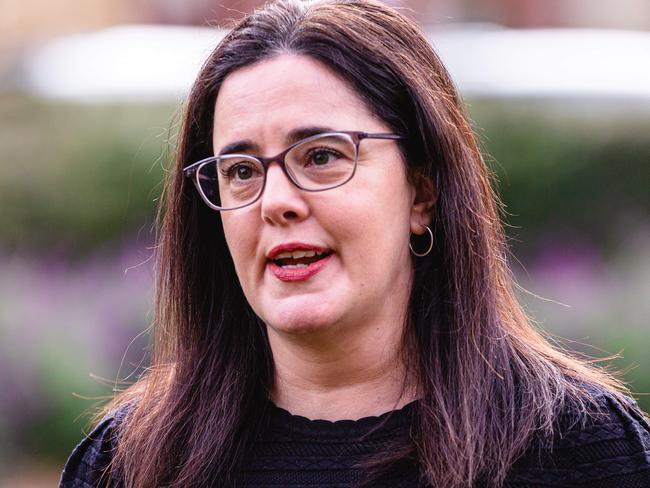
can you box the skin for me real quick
[214,54,433,420]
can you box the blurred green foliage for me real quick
[469,99,650,258]
[22,347,107,463]
[0,95,177,254]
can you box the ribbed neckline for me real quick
[268,400,417,438]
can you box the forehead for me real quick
[212,54,383,152]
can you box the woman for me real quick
[61,0,650,487]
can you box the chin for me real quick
[262,298,343,337]
[269,320,330,336]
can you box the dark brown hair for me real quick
[105,1,624,486]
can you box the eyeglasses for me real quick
[183,131,403,211]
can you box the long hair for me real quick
[106,1,624,486]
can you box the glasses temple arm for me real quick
[360,132,404,140]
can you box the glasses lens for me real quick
[196,156,264,210]
[286,134,357,190]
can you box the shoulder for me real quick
[59,404,130,488]
[507,386,650,487]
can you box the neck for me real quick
[267,316,416,421]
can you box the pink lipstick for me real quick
[267,243,333,282]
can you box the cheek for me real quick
[221,215,257,275]
[332,192,410,262]
[221,216,237,256]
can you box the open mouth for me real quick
[271,249,332,269]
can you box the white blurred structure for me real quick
[21,25,224,102]
[19,24,650,102]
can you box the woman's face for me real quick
[214,54,431,337]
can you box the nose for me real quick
[260,163,310,225]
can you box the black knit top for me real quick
[60,389,650,487]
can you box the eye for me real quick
[308,148,340,166]
[219,160,262,181]
[233,164,253,180]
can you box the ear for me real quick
[409,168,436,235]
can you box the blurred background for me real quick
[1,0,649,485]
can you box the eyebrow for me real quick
[216,125,335,156]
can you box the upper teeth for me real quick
[275,250,323,259]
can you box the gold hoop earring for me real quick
[409,225,433,257]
